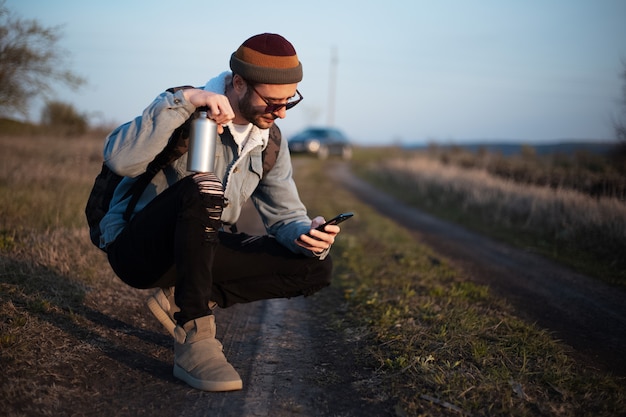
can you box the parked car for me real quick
[288,127,353,160]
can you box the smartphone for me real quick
[300,212,354,242]
[313,212,354,232]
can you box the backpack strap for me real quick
[263,124,282,175]
[167,85,195,94]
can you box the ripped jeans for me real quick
[106,173,332,325]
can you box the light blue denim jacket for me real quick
[99,74,324,258]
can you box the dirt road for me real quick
[329,162,626,377]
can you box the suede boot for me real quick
[173,315,242,391]
[147,287,217,338]
[147,287,179,337]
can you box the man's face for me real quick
[238,83,299,129]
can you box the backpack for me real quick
[85,86,282,250]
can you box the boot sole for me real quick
[146,294,176,338]
[173,364,243,392]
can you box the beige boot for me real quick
[147,287,179,337]
[147,287,218,338]
[173,315,242,391]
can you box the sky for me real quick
[6,0,626,146]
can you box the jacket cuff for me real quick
[314,246,331,260]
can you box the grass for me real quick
[292,156,626,416]
[1,134,625,416]
[0,133,119,416]
[348,147,626,288]
[0,134,101,231]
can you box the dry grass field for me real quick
[1,134,625,416]
[352,147,626,287]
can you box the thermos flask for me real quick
[187,110,217,172]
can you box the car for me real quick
[288,127,353,160]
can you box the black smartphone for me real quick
[301,212,354,242]
[314,212,354,232]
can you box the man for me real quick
[99,33,340,392]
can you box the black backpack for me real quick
[85,86,282,250]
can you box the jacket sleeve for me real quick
[252,136,330,258]
[103,89,195,177]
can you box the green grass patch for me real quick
[292,156,626,416]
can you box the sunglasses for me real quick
[247,82,303,114]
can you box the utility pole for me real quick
[327,46,338,126]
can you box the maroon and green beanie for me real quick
[230,33,303,84]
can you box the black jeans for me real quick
[106,175,332,325]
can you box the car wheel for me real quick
[317,145,329,160]
[341,146,353,160]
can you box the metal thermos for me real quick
[187,111,217,172]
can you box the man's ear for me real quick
[232,74,247,93]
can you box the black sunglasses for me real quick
[247,83,303,114]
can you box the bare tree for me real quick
[0,1,85,118]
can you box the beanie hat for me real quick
[230,33,303,84]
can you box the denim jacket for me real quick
[99,75,322,258]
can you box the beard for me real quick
[238,89,276,129]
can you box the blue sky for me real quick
[7,0,626,145]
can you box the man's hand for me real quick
[295,216,340,253]
[183,89,235,134]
